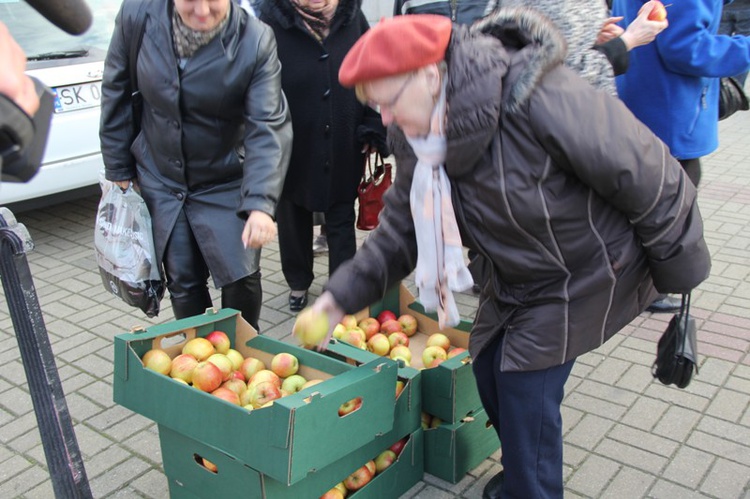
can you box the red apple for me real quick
[270,352,299,378]
[380,319,403,335]
[343,464,373,491]
[281,374,307,394]
[648,0,667,21]
[388,331,409,349]
[182,337,215,361]
[398,314,418,336]
[358,317,381,340]
[192,361,223,392]
[334,482,347,497]
[221,378,247,399]
[248,369,281,389]
[374,449,397,473]
[447,347,468,359]
[247,380,281,408]
[169,353,199,383]
[229,370,245,382]
[367,333,391,356]
[340,329,366,349]
[338,396,363,417]
[211,386,241,405]
[239,357,266,381]
[426,333,451,351]
[293,307,330,347]
[142,349,172,375]
[390,437,407,456]
[376,310,397,324]
[207,353,233,381]
[205,330,230,355]
[422,345,448,368]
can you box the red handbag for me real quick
[356,153,393,231]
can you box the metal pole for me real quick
[0,208,92,499]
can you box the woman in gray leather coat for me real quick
[100,0,292,328]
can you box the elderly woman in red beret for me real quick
[305,10,710,498]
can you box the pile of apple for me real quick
[140,331,326,411]
[334,309,466,368]
[318,435,410,498]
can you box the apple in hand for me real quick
[281,374,307,394]
[192,361,223,392]
[367,333,391,356]
[648,0,667,21]
[205,330,230,354]
[343,464,373,491]
[376,309,398,324]
[182,337,215,361]
[398,314,418,336]
[374,449,397,473]
[338,396,363,416]
[422,345,448,368]
[271,352,299,378]
[293,307,330,347]
[142,349,172,375]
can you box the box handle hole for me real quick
[337,396,363,418]
[194,454,218,474]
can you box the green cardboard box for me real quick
[159,423,424,498]
[113,308,398,485]
[347,283,481,423]
[423,406,500,483]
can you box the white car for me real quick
[0,0,119,206]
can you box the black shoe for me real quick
[289,291,308,312]
[646,295,682,313]
[482,470,505,499]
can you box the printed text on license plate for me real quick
[54,81,102,113]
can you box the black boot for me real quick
[170,290,212,320]
[483,470,505,499]
[222,271,262,331]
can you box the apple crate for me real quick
[159,424,424,499]
[342,283,481,423]
[113,307,398,485]
[423,406,500,483]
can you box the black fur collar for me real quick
[255,0,362,31]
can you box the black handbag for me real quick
[652,293,699,389]
[718,76,749,121]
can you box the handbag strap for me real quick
[130,4,149,99]
[677,292,691,355]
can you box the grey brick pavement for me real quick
[1,111,749,498]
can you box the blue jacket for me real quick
[613,0,750,159]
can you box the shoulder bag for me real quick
[651,293,699,388]
[356,153,393,231]
[719,76,749,121]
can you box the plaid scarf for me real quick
[292,0,336,42]
[172,7,229,59]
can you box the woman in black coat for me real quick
[100,0,292,328]
[256,0,387,311]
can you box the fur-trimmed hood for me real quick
[254,0,362,33]
[391,7,568,177]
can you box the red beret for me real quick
[339,15,452,87]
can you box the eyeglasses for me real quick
[367,73,415,114]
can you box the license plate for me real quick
[53,81,102,113]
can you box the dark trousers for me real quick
[163,208,262,330]
[472,332,575,499]
[277,198,356,291]
[679,158,701,188]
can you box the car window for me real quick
[0,0,120,62]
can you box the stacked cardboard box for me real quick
[113,308,422,497]
[326,284,501,484]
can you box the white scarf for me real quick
[406,83,474,328]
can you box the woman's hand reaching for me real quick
[242,210,277,249]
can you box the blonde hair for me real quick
[353,62,447,105]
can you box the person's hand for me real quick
[241,210,277,249]
[114,179,133,191]
[596,17,625,45]
[310,291,345,351]
[620,1,669,51]
[0,22,39,117]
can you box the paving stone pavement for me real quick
[1,110,749,498]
